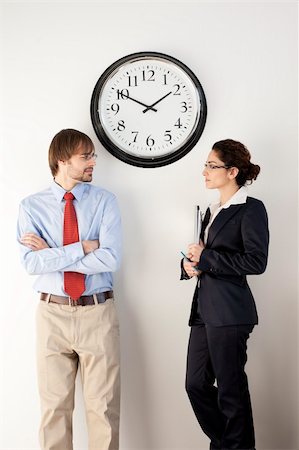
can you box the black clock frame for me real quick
[90,51,207,168]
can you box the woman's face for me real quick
[202,150,237,190]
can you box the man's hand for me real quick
[82,240,100,255]
[20,233,49,251]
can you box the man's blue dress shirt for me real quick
[17,181,122,296]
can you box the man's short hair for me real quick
[48,129,95,176]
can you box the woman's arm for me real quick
[195,200,269,276]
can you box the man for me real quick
[17,129,122,450]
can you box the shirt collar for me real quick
[209,186,248,214]
[50,180,87,203]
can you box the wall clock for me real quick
[90,51,207,168]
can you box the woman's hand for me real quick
[183,259,201,278]
[187,240,205,263]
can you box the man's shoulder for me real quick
[86,184,117,201]
[20,186,53,207]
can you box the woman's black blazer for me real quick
[182,197,269,326]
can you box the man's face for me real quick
[65,146,97,183]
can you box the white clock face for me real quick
[91,52,207,167]
[97,57,202,159]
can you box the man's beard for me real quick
[70,169,93,183]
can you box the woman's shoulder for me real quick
[246,196,266,209]
[245,196,268,219]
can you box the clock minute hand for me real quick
[142,91,172,113]
[123,94,157,112]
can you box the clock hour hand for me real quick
[123,94,157,112]
[142,91,172,113]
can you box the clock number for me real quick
[174,118,183,128]
[180,101,188,113]
[131,131,139,143]
[146,135,155,147]
[173,84,181,95]
[163,74,168,85]
[128,76,138,87]
[164,130,172,142]
[110,103,120,115]
[117,120,125,131]
[117,89,129,100]
[142,70,155,82]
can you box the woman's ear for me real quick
[228,166,239,180]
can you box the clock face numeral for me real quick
[180,101,188,113]
[117,89,129,100]
[142,70,155,82]
[128,76,138,87]
[146,135,155,147]
[131,131,139,143]
[91,52,207,167]
[173,84,181,95]
[174,118,183,129]
[117,120,125,131]
[111,103,119,115]
[164,130,172,142]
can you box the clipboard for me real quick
[194,205,203,243]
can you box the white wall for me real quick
[1,1,298,449]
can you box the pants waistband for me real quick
[40,291,113,306]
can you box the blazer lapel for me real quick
[207,204,243,247]
[200,208,211,241]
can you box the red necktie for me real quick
[63,192,85,300]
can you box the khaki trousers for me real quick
[36,298,120,450]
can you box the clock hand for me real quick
[142,91,172,113]
[123,94,157,112]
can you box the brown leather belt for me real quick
[40,291,113,306]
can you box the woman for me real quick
[182,139,269,450]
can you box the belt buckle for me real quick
[68,296,77,307]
